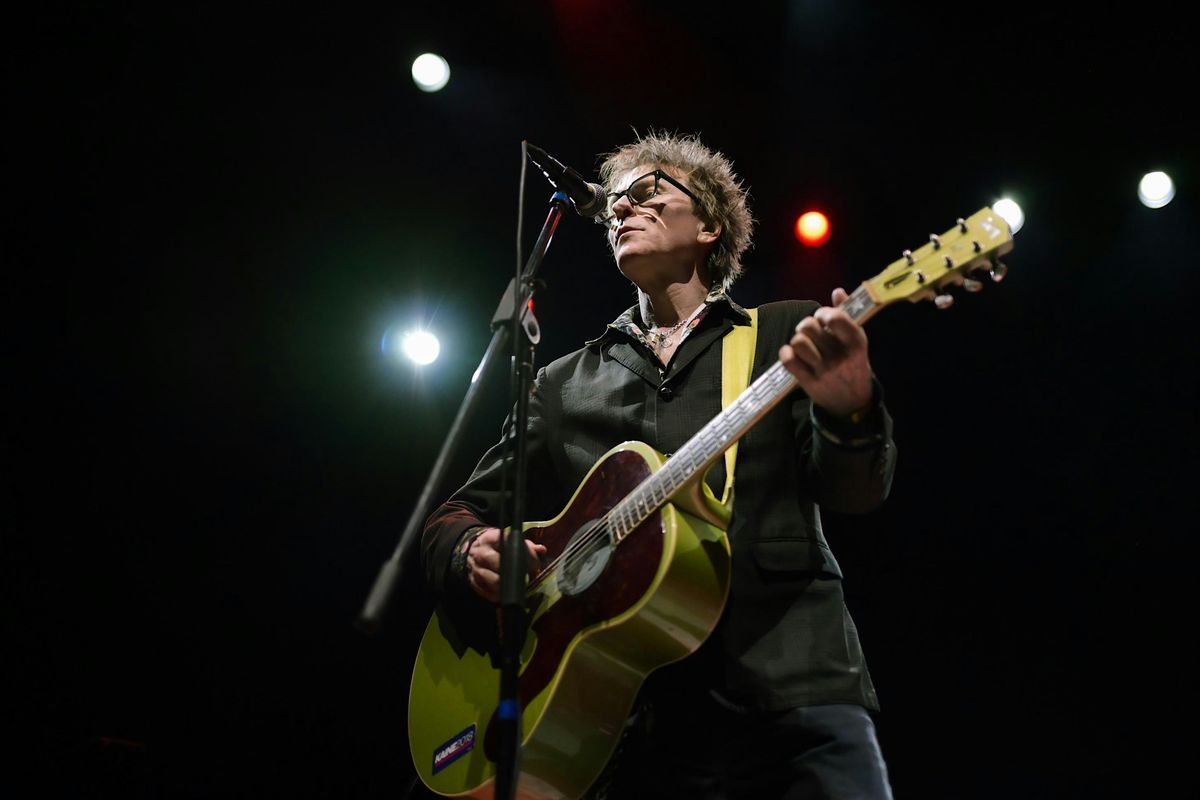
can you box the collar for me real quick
[585,288,751,349]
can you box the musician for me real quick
[422,132,897,798]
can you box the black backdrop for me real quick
[10,4,1198,797]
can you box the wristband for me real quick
[450,528,485,579]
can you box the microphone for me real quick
[524,142,608,219]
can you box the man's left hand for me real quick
[779,287,874,418]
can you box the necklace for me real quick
[647,317,689,349]
[645,302,706,350]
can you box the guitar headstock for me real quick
[864,207,1014,310]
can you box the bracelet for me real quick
[450,528,485,579]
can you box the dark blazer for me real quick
[423,297,896,710]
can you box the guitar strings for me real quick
[517,257,982,596]
[524,411,736,595]
[526,476,669,594]
[527,494,641,593]
[526,362,793,595]
[526,516,607,593]
[525,437,709,594]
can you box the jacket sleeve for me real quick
[779,302,897,514]
[801,377,896,513]
[421,366,562,604]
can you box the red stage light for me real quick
[795,211,830,247]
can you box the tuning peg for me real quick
[934,293,955,310]
[962,277,984,293]
[930,234,942,250]
[990,260,1008,283]
[903,249,915,265]
[957,218,968,233]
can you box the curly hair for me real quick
[598,131,754,291]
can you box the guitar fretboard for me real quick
[608,284,879,541]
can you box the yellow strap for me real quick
[718,307,758,510]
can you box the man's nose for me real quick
[610,194,633,218]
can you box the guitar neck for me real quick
[601,204,1016,541]
[608,284,880,542]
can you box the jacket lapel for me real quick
[604,340,662,388]
[588,297,753,388]
[664,316,734,383]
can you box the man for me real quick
[422,132,896,798]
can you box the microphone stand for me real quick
[357,189,571,800]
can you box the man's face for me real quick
[608,164,715,282]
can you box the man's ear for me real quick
[697,219,721,245]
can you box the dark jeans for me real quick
[591,690,893,800]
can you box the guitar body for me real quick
[408,441,733,799]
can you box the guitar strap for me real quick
[718,307,758,512]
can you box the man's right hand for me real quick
[463,527,548,603]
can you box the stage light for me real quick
[412,53,450,92]
[992,198,1024,235]
[1138,171,1175,209]
[795,211,830,246]
[400,330,441,365]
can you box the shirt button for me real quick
[658,385,674,401]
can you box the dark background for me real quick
[10,3,1198,797]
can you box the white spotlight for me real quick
[401,330,441,365]
[1138,171,1175,209]
[411,53,450,92]
[992,198,1025,235]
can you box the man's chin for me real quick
[615,251,652,282]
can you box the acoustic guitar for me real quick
[408,207,1014,799]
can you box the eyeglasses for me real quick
[602,170,702,227]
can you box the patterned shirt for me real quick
[603,289,745,370]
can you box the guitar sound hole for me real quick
[557,520,613,597]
